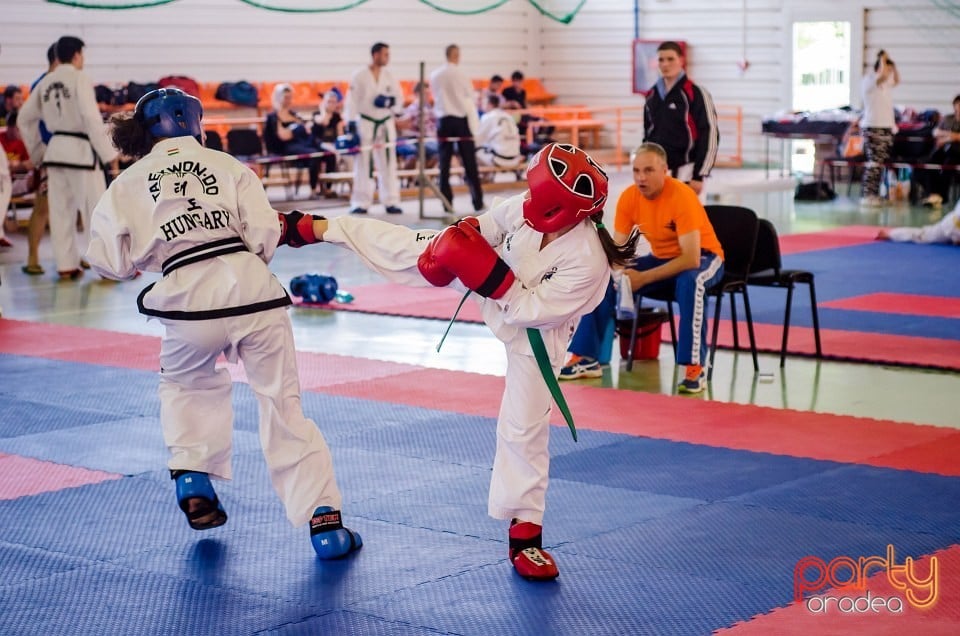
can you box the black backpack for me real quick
[794,180,836,201]
[215,81,259,107]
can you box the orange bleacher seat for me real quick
[315,81,347,101]
[258,81,280,111]
[524,78,556,106]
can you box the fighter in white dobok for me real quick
[85,88,361,559]
[475,94,523,170]
[343,41,405,215]
[19,36,118,279]
[877,199,960,244]
[279,143,639,580]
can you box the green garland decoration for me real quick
[44,0,587,23]
[527,0,587,24]
[417,0,510,16]
[46,0,177,8]
[236,0,369,12]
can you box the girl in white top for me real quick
[85,88,361,559]
[860,49,900,205]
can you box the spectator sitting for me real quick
[915,94,960,208]
[478,74,504,111]
[0,85,23,127]
[501,70,527,110]
[310,89,347,198]
[396,81,439,170]
[475,94,522,177]
[263,83,325,197]
[0,110,36,197]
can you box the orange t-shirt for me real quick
[613,177,723,261]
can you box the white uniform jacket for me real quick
[475,194,610,364]
[18,64,117,170]
[477,108,521,161]
[86,137,290,320]
[344,66,404,124]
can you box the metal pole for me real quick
[416,61,455,220]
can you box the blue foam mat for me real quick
[2,352,960,635]
[739,241,960,338]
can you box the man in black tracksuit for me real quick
[643,41,719,196]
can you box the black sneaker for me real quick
[350,207,368,215]
[385,205,403,214]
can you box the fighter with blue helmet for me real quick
[85,88,361,559]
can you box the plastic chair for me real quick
[746,219,822,367]
[204,130,223,152]
[226,127,263,160]
[625,205,760,380]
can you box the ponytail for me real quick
[590,211,638,268]
[109,111,154,160]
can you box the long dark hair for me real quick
[591,210,639,268]
[109,112,154,160]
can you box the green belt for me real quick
[360,113,393,178]
[438,291,578,442]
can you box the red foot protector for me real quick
[509,520,559,581]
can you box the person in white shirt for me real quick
[859,48,900,207]
[476,94,522,171]
[344,42,405,215]
[430,44,484,213]
[19,35,119,279]
[85,88,362,559]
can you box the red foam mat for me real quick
[0,453,122,500]
[821,293,960,319]
[294,284,485,324]
[778,225,881,255]
[3,320,959,478]
[711,321,960,371]
[718,543,960,635]
[299,288,960,370]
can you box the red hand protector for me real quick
[431,221,515,299]
[417,227,457,287]
[278,210,323,248]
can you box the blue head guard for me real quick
[135,88,204,140]
[290,274,339,304]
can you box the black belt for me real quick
[162,237,248,276]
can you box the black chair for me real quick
[746,219,822,367]
[226,127,264,160]
[204,130,223,151]
[625,204,760,380]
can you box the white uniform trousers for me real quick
[351,116,401,210]
[488,350,552,525]
[47,166,105,273]
[324,216,552,524]
[159,307,341,527]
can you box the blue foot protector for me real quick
[172,470,228,531]
[310,506,362,559]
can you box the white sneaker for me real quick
[860,195,884,208]
[922,194,943,208]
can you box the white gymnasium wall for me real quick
[541,0,960,166]
[2,0,958,165]
[0,0,537,86]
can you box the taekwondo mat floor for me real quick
[1,168,958,635]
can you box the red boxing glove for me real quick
[431,221,515,299]
[417,227,457,287]
[278,210,324,248]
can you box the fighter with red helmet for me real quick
[283,142,637,579]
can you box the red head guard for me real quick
[522,143,608,233]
